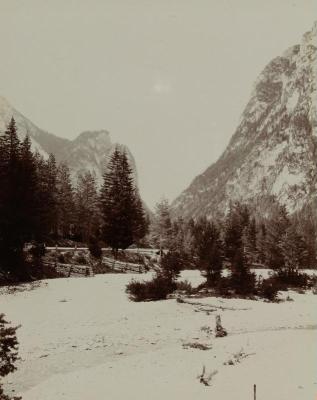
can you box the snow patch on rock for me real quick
[286,90,299,113]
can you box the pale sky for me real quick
[0,0,315,208]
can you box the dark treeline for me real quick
[138,196,317,299]
[0,118,148,282]
[151,198,316,273]
[0,117,316,287]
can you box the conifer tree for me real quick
[230,247,256,295]
[257,222,267,265]
[100,147,146,255]
[56,163,74,238]
[224,202,244,263]
[34,153,58,241]
[0,118,26,278]
[280,225,309,273]
[246,216,257,261]
[0,314,20,400]
[224,202,256,294]
[131,191,148,245]
[40,153,59,238]
[291,203,317,267]
[192,218,223,285]
[151,198,172,250]
[265,203,290,270]
[74,171,100,242]
[19,135,39,242]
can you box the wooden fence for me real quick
[44,262,94,277]
[101,257,146,273]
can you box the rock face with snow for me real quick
[0,97,137,187]
[172,23,317,219]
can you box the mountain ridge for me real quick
[172,22,317,220]
[0,97,138,187]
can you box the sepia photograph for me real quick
[0,1,316,399]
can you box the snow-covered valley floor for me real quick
[1,271,317,400]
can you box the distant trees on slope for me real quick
[127,198,316,302]
[148,198,315,289]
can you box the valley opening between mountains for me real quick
[0,20,316,400]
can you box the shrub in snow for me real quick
[126,276,176,302]
[257,276,280,301]
[275,269,310,288]
[160,249,183,281]
[176,280,194,294]
[126,248,184,301]
[0,314,21,400]
[230,248,256,295]
[215,276,232,296]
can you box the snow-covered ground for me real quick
[1,270,317,400]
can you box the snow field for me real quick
[1,270,316,400]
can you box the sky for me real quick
[0,0,315,209]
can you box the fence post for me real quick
[253,384,256,400]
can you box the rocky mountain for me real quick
[56,130,137,187]
[0,96,69,157]
[172,22,317,220]
[0,97,137,187]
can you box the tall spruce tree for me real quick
[56,163,74,238]
[19,135,39,242]
[151,198,172,250]
[280,225,309,273]
[257,222,267,265]
[34,152,58,242]
[131,190,148,245]
[291,203,317,268]
[100,147,146,255]
[230,246,256,295]
[224,202,256,294]
[0,119,39,279]
[74,171,100,242]
[42,154,58,238]
[265,203,290,270]
[224,202,244,263]
[0,119,24,278]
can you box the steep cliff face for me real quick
[0,99,138,187]
[172,23,317,220]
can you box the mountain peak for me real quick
[76,130,110,140]
[0,97,138,190]
[172,24,317,220]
